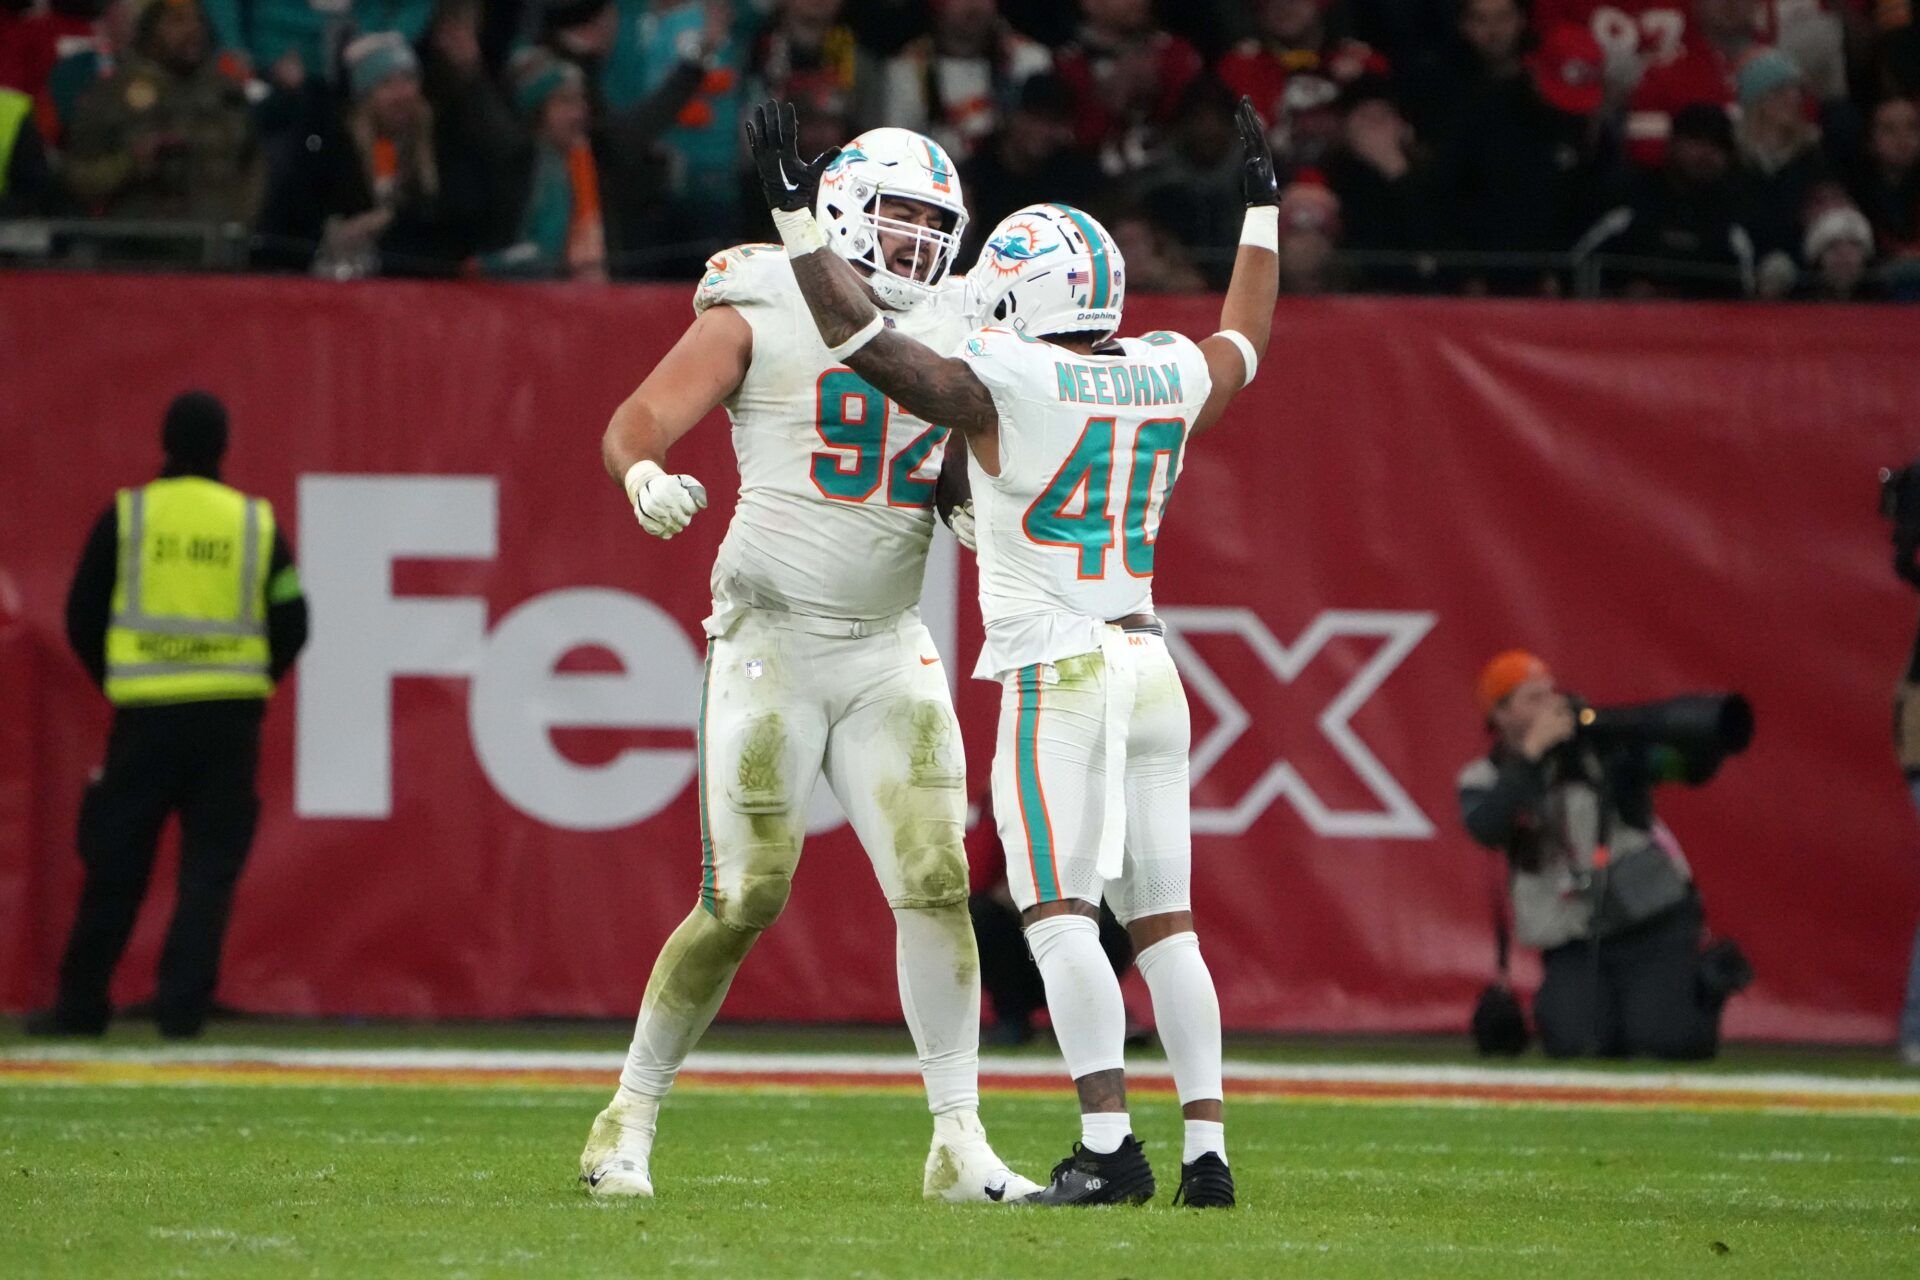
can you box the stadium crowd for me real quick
[1,0,1916,297]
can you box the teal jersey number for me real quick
[1023,418,1116,579]
[1026,415,1187,580]
[1122,418,1184,578]
[811,370,887,501]
[887,424,950,507]
[811,369,947,508]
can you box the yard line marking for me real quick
[4,1047,1917,1115]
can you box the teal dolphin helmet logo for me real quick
[825,145,873,175]
[986,232,1058,265]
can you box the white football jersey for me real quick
[692,244,975,637]
[958,325,1214,679]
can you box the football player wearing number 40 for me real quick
[750,97,1282,1209]
[581,110,1038,1206]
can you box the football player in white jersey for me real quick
[750,99,1280,1209]
[579,108,1038,1206]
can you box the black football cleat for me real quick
[1173,1152,1236,1208]
[1021,1135,1155,1206]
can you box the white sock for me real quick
[1136,932,1224,1110]
[1081,1110,1131,1154]
[1025,913,1128,1081]
[1184,1119,1226,1165]
[894,904,982,1116]
[618,907,758,1097]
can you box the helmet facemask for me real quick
[815,130,970,310]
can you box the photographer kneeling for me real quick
[1457,652,1753,1060]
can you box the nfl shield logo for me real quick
[744,659,764,681]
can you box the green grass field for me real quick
[4,1026,1918,1279]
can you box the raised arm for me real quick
[601,304,751,539]
[744,101,999,451]
[1192,99,1281,439]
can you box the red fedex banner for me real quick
[2,274,1916,1041]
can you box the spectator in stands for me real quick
[64,0,263,225]
[1275,176,1344,292]
[1129,74,1245,284]
[472,47,604,280]
[956,71,1100,260]
[1627,0,1765,166]
[1577,101,1755,296]
[549,0,738,274]
[260,31,478,276]
[1730,48,1833,293]
[41,0,134,143]
[1849,95,1920,261]
[1109,204,1209,291]
[1217,0,1386,167]
[1397,0,1525,145]
[1437,19,1609,294]
[203,0,435,86]
[419,0,520,253]
[1322,71,1438,290]
[871,0,1051,161]
[0,77,61,212]
[1795,198,1882,299]
[0,0,96,119]
[747,0,865,115]
[1053,0,1202,175]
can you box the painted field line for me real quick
[3,1046,1917,1115]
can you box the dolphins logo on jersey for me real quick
[983,218,1056,278]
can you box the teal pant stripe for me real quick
[1016,667,1058,902]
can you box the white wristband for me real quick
[827,313,885,361]
[772,207,829,258]
[623,458,664,507]
[1214,329,1258,387]
[1240,204,1279,253]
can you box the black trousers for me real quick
[969,890,1134,1029]
[55,699,263,1032]
[1534,900,1722,1060]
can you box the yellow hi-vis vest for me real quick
[105,477,276,706]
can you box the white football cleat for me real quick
[923,1111,1043,1204]
[579,1100,657,1198]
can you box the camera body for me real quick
[1881,459,1920,531]
[1880,458,1920,587]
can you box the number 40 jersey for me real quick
[957,326,1213,680]
[692,244,975,638]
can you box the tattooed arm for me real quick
[787,246,1000,450]
[743,100,998,459]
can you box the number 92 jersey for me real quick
[958,326,1213,680]
[692,244,975,638]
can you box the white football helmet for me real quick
[968,204,1126,340]
[816,127,969,310]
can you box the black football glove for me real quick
[1235,96,1279,207]
[744,99,840,214]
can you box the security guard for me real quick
[28,392,307,1038]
